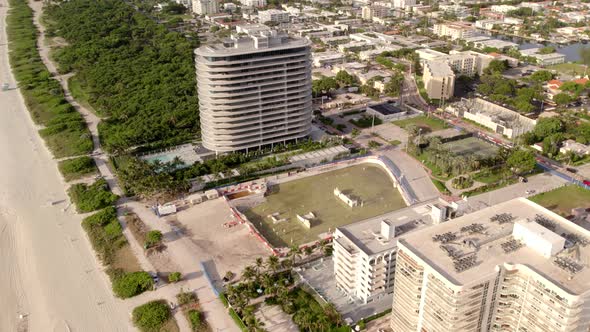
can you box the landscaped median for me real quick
[5,0,93,158]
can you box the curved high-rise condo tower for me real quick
[195,30,312,153]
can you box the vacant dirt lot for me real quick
[175,198,270,279]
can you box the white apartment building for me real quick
[423,60,455,100]
[393,0,416,9]
[333,199,462,304]
[490,4,518,13]
[433,22,478,40]
[239,0,266,7]
[195,31,312,153]
[192,0,218,15]
[391,198,590,332]
[258,9,290,23]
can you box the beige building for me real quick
[195,31,312,153]
[433,22,478,40]
[391,198,590,332]
[423,60,455,100]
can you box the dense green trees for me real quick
[529,70,554,83]
[553,93,573,106]
[507,149,536,174]
[312,76,338,96]
[335,70,357,87]
[483,60,509,75]
[46,0,199,152]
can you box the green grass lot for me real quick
[244,164,407,247]
[442,137,498,159]
[393,115,448,133]
[546,63,588,77]
[529,185,590,217]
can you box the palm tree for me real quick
[289,245,302,263]
[304,246,313,257]
[323,302,342,325]
[255,257,264,274]
[281,258,293,269]
[266,255,280,273]
[242,265,256,282]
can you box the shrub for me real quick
[112,271,154,299]
[188,310,202,330]
[451,176,474,190]
[177,290,197,305]
[132,300,171,332]
[145,230,163,248]
[58,156,97,181]
[168,272,181,283]
[68,179,119,212]
[368,140,382,149]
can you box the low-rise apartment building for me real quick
[391,198,590,332]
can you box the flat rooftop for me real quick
[336,200,437,256]
[401,198,590,295]
[196,34,309,57]
[368,103,405,115]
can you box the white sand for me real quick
[0,1,133,331]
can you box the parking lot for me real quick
[296,257,394,323]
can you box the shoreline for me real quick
[0,0,132,331]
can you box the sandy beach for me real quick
[0,0,133,330]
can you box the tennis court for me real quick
[443,137,498,159]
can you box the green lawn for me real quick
[393,115,448,134]
[244,164,407,247]
[529,185,590,216]
[472,168,508,184]
[546,63,588,77]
